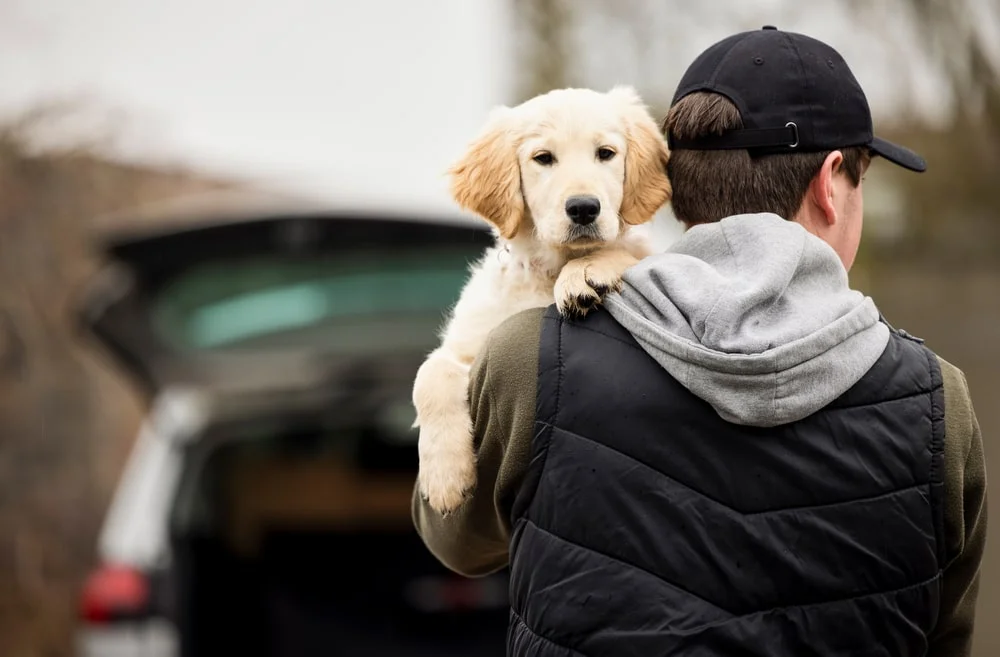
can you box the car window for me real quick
[151,248,476,352]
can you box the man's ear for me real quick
[609,85,672,226]
[808,150,844,227]
[447,107,524,239]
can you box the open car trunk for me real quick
[78,199,507,656]
[79,201,493,395]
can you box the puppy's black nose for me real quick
[565,195,601,225]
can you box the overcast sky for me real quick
[0,0,950,214]
[0,0,516,213]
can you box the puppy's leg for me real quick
[412,345,477,514]
[412,251,516,514]
[555,244,643,318]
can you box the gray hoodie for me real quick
[604,212,890,428]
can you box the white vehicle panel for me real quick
[98,388,207,569]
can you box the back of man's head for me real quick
[664,93,869,226]
[663,27,925,227]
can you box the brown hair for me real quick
[663,92,870,225]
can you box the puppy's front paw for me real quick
[555,269,603,319]
[555,256,632,319]
[418,423,477,515]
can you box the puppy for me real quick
[413,86,671,514]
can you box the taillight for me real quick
[79,564,150,624]
[403,574,508,613]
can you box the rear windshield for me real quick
[151,248,477,352]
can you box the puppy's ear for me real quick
[610,86,672,226]
[448,107,524,239]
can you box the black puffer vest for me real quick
[507,307,945,657]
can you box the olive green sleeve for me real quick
[929,357,989,657]
[411,308,545,577]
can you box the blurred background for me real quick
[0,0,997,656]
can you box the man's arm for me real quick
[411,308,544,577]
[929,358,988,657]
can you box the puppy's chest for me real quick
[494,261,559,309]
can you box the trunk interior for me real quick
[168,416,509,657]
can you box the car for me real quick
[74,192,509,657]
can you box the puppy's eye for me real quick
[597,147,616,161]
[532,151,554,165]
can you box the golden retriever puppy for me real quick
[413,86,671,514]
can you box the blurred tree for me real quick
[851,0,1000,263]
[860,0,1000,131]
[0,103,236,657]
[511,0,575,101]
[0,311,26,380]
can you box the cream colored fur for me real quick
[413,86,671,514]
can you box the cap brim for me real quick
[870,136,926,172]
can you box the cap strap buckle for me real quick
[785,122,799,148]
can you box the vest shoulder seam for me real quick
[920,343,948,568]
[827,384,939,411]
[546,314,644,353]
[521,312,564,520]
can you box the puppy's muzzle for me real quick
[565,195,601,226]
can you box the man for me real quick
[413,27,987,656]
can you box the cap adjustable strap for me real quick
[669,122,799,151]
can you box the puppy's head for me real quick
[448,86,671,248]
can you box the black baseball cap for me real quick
[668,26,926,172]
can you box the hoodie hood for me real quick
[604,213,890,427]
